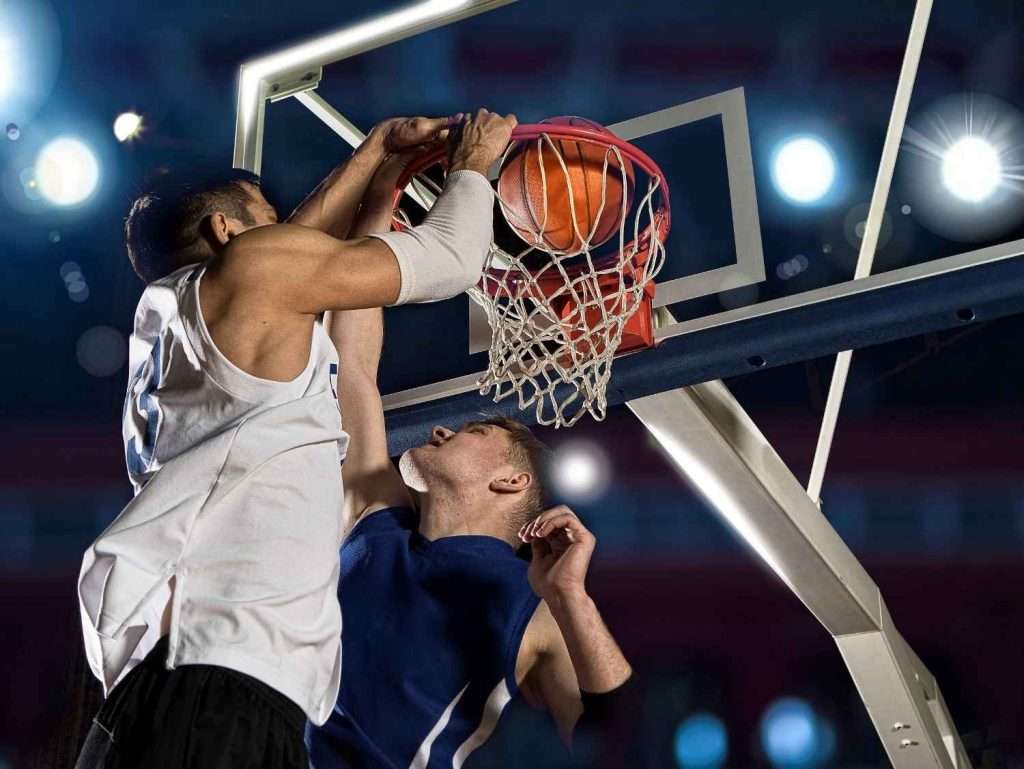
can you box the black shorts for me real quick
[74,637,308,769]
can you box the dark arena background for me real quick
[2,1,1024,768]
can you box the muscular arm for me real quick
[519,507,632,745]
[288,117,451,238]
[287,137,386,238]
[329,156,416,530]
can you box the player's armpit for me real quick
[216,222,403,315]
[518,601,583,747]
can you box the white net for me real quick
[398,128,669,428]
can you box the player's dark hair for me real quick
[125,168,262,283]
[470,415,552,533]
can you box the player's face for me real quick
[405,422,514,490]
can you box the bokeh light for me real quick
[941,137,1001,203]
[551,440,611,502]
[5,122,19,140]
[674,713,728,769]
[76,326,126,377]
[771,137,836,204]
[113,112,143,142]
[776,254,809,281]
[760,698,835,769]
[35,137,100,206]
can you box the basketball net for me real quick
[395,125,670,428]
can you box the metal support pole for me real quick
[807,0,934,502]
[628,381,970,769]
[233,0,517,174]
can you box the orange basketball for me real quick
[498,116,635,255]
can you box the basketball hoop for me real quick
[392,119,671,427]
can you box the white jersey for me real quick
[77,263,349,725]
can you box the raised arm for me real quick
[328,151,423,530]
[288,116,451,238]
[519,505,632,745]
[213,109,516,316]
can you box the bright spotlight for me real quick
[0,37,12,99]
[551,441,610,502]
[941,137,1001,203]
[113,111,142,142]
[760,698,834,769]
[772,137,836,204]
[35,137,100,206]
[674,713,728,769]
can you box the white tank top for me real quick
[78,263,349,725]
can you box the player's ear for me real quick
[207,212,233,246]
[490,471,532,495]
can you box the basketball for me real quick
[498,116,635,255]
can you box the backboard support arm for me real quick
[629,381,971,769]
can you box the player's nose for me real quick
[430,426,454,444]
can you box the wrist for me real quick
[355,131,387,164]
[449,153,492,176]
[543,585,592,613]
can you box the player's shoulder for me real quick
[346,505,418,541]
[217,222,310,275]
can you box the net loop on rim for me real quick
[392,122,671,428]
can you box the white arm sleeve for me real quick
[370,169,494,306]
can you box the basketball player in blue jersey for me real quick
[308,147,633,767]
[74,110,516,769]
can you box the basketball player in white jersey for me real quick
[307,147,633,767]
[74,109,516,769]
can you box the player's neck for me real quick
[418,491,513,544]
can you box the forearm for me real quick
[547,591,631,694]
[371,170,494,305]
[288,136,386,238]
[325,173,398,375]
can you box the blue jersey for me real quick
[307,507,541,769]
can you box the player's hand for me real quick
[520,505,595,602]
[370,142,440,194]
[449,108,518,175]
[371,116,452,153]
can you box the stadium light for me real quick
[35,137,100,206]
[551,441,610,502]
[0,36,12,100]
[941,136,1001,203]
[771,137,836,204]
[113,111,143,142]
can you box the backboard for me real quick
[235,0,1024,454]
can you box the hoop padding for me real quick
[392,123,671,428]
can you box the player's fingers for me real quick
[522,505,569,539]
[415,116,451,137]
[536,512,592,541]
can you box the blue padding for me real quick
[386,253,1024,455]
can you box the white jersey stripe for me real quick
[452,679,513,769]
[409,682,471,769]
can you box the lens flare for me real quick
[941,137,1001,203]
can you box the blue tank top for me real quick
[307,507,541,769]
